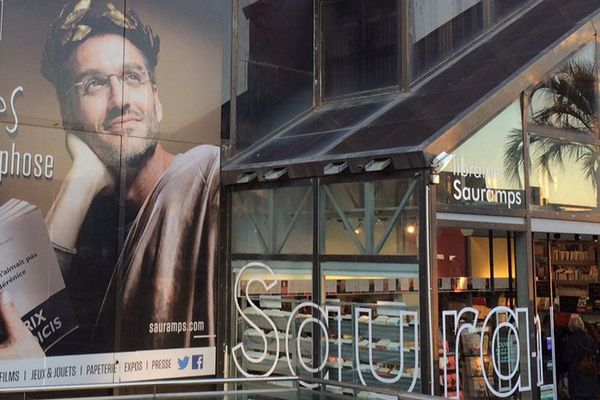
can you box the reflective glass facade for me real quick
[226,2,600,399]
[229,176,424,395]
[528,43,600,215]
[437,101,525,212]
[3,0,600,398]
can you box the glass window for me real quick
[437,100,525,211]
[412,0,484,78]
[530,43,596,132]
[437,228,519,398]
[529,137,600,214]
[491,0,531,24]
[322,261,421,393]
[230,177,424,396]
[234,0,314,152]
[437,229,516,288]
[230,260,314,379]
[527,43,600,215]
[232,185,313,255]
[533,233,598,391]
[323,178,419,255]
[412,0,534,81]
[322,0,401,98]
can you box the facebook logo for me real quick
[191,354,204,370]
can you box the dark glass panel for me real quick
[235,0,314,152]
[412,0,484,78]
[243,129,348,164]
[491,0,531,24]
[323,0,400,98]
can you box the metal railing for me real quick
[301,376,446,400]
[0,376,297,399]
[0,375,449,400]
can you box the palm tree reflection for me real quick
[504,60,599,207]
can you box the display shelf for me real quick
[555,280,597,285]
[236,292,419,393]
[331,291,420,296]
[551,241,598,298]
[326,364,420,389]
[327,342,417,364]
[242,356,307,376]
[243,332,312,355]
[240,308,310,332]
[438,288,516,294]
[336,318,418,337]
[552,259,596,266]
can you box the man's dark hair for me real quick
[41,0,160,103]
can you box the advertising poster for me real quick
[0,0,226,387]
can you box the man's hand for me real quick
[66,133,115,195]
[46,133,115,249]
[0,291,44,360]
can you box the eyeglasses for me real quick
[67,68,150,98]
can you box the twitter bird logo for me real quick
[177,356,190,370]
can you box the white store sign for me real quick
[234,262,555,398]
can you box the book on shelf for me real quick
[553,249,595,262]
[471,377,490,397]
[461,332,480,356]
[440,372,457,391]
[466,355,491,377]
[468,357,483,376]
[0,199,77,351]
[438,354,456,370]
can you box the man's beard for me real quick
[123,137,158,170]
[73,128,159,176]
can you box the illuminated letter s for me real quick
[232,262,280,377]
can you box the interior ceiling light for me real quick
[406,218,417,234]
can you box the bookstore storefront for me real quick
[225,22,600,400]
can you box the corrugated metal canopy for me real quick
[223,0,600,185]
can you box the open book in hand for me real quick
[0,199,77,352]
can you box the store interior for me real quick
[533,232,600,386]
[435,228,600,398]
[437,227,519,398]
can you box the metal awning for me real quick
[223,0,600,185]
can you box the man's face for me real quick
[65,34,163,168]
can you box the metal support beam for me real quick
[235,192,269,253]
[364,182,375,254]
[268,189,275,253]
[375,179,418,254]
[515,231,537,400]
[276,188,312,253]
[323,186,366,254]
[421,175,436,395]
